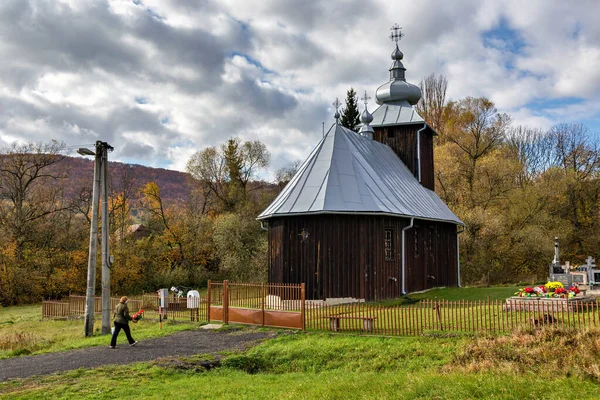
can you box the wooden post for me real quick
[207,280,211,323]
[434,298,443,331]
[223,280,229,325]
[261,282,265,326]
[301,283,306,330]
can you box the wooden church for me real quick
[258,26,464,301]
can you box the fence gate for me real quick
[208,281,305,330]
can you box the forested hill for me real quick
[58,156,191,202]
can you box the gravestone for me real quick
[583,256,600,287]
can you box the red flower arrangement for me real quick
[554,288,567,297]
[132,309,145,322]
[515,282,580,298]
[569,286,580,295]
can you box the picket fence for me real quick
[305,298,600,335]
[42,287,600,336]
[42,294,207,322]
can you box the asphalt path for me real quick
[0,329,275,382]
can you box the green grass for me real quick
[374,285,521,306]
[0,304,198,359]
[2,331,599,399]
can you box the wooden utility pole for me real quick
[83,142,102,337]
[101,144,112,334]
[82,141,114,337]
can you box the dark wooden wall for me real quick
[373,124,435,191]
[404,221,458,293]
[268,214,457,300]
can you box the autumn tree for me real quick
[0,140,67,260]
[416,73,449,136]
[546,123,600,258]
[109,164,140,245]
[507,126,554,186]
[440,97,512,206]
[186,137,270,211]
[434,97,515,283]
[141,182,186,266]
[275,160,302,190]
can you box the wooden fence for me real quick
[306,298,600,335]
[207,281,305,329]
[42,301,70,320]
[42,293,207,323]
[42,289,600,337]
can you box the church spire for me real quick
[389,24,406,81]
[375,24,421,106]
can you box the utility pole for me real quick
[80,141,113,337]
[101,143,113,334]
[82,143,101,337]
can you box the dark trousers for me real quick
[110,322,135,346]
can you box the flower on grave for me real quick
[554,287,568,298]
[515,287,534,297]
[170,286,186,298]
[533,286,546,295]
[545,281,564,292]
[568,286,580,295]
[524,287,534,294]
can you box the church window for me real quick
[385,229,394,261]
[414,226,420,256]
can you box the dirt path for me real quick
[0,328,276,382]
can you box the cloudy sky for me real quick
[1,0,599,178]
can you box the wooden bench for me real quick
[324,315,377,332]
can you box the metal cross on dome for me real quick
[361,91,371,107]
[332,97,341,123]
[332,98,341,111]
[389,23,404,43]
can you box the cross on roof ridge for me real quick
[361,90,371,107]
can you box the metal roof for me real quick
[258,124,463,225]
[370,101,425,127]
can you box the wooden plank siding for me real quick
[268,215,458,300]
[373,125,435,191]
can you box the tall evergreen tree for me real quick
[340,88,360,132]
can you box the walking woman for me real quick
[110,296,138,348]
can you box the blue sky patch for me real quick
[135,97,148,104]
[527,96,584,112]
[230,51,274,74]
[483,17,526,55]
[161,116,169,124]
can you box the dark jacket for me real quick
[113,302,132,324]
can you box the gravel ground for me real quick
[0,328,276,382]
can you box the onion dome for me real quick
[359,91,374,139]
[361,107,373,125]
[375,28,422,106]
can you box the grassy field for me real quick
[2,288,600,399]
[374,285,521,306]
[0,304,197,359]
[1,328,599,399]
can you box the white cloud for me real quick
[0,0,598,178]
